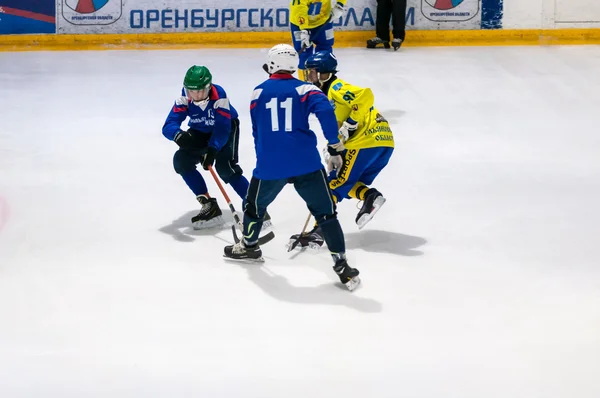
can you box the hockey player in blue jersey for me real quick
[222,44,360,291]
[163,65,256,229]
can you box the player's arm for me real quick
[290,0,310,27]
[308,91,346,174]
[338,83,375,140]
[208,97,233,151]
[162,96,189,141]
[331,1,348,20]
[344,84,375,123]
[302,85,339,144]
[250,88,263,139]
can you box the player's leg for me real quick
[294,169,360,291]
[353,147,394,228]
[367,0,393,49]
[328,148,371,203]
[312,21,335,55]
[214,118,272,227]
[391,0,407,50]
[294,147,368,244]
[290,23,312,81]
[214,118,250,200]
[224,177,287,260]
[173,138,223,229]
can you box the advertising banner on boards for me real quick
[56,0,485,34]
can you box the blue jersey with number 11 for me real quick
[250,74,340,180]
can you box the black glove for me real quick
[174,130,195,149]
[201,146,218,170]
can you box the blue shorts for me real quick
[328,146,394,202]
[290,22,335,69]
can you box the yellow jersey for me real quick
[325,77,395,150]
[290,0,346,30]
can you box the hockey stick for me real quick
[207,165,275,246]
[286,212,314,252]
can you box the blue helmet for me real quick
[305,51,338,73]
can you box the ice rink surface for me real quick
[1,45,600,397]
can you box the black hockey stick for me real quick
[287,213,312,252]
[208,166,275,246]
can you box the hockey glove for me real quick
[327,141,345,175]
[339,120,358,142]
[201,147,218,170]
[174,130,196,149]
[331,2,347,20]
[300,30,312,50]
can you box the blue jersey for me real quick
[250,74,340,180]
[162,84,238,151]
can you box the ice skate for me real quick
[355,188,386,229]
[287,226,324,251]
[392,38,403,51]
[224,240,264,262]
[262,210,273,229]
[333,258,361,291]
[366,37,390,49]
[192,194,224,230]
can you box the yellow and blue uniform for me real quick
[323,77,395,202]
[290,0,347,78]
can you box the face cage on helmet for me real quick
[306,68,333,86]
[185,84,211,102]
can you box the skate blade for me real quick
[344,276,361,291]
[192,216,225,230]
[223,255,265,263]
[356,196,386,230]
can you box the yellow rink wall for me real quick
[1,29,600,52]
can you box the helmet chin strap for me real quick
[192,98,210,107]
[317,72,334,87]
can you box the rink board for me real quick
[1,0,600,50]
[2,28,600,51]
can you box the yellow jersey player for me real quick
[290,0,347,81]
[287,50,395,251]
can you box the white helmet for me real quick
[266,44,298,74]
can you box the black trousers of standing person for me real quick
[375,0,407,42]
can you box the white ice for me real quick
[1,45,600,398]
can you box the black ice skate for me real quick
[192,194,224,230]
[355,188,386,229]
[287,226,324,252]
[333,258,361,291]
[366,37,390,49]
[224,240,264,262]
[392,38,403,51]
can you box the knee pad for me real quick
[173,150,197,175]
[215,160,242,184]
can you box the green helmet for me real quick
[183,65,212,90]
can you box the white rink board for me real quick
[56,0,483,34]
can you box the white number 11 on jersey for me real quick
[265,97,293,132]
